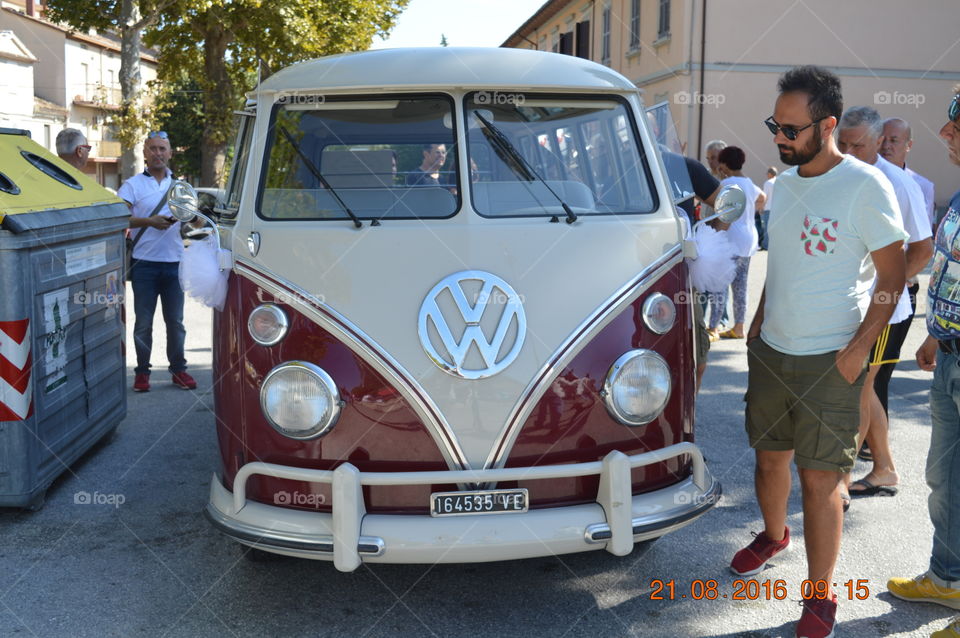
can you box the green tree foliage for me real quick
[152,75,203,179]
[147,0,410,185]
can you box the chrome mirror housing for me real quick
[167,180,199,222]
[709,184,747,225]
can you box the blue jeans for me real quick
[928,349,960,584]
[131,259,187,376]
[760,210,770,250]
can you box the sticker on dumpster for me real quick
[42,289,69,393]
[65,242,106,277]
[103,270,121,320]
[0,319,32,420]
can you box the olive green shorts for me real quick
[745,338,865,472]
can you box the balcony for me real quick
[73,84,122,110]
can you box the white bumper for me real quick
[205,443,720,571]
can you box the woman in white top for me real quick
[713,146,765,340]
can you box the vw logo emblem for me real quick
[418,271,526,379]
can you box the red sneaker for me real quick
[133,373,150,392]
[730,526,790,576]
[796,593,838,638]
[171,371,197,390]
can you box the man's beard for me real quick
[778,129,823,166]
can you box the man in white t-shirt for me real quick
[882,117,936,228]
[732,66,906,638]
[837,106,933,501]
[118,131,197,393]
[759,167,777,250]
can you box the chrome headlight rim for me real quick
[641,292,676,335]
[260,361,340,440]
[602,349,672,427]
[248,303,289,346]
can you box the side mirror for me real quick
[168,181,199,222]
[707,184,747,225]
[166,180,224,263]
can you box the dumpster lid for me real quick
[0,129,125,226]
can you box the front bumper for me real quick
[205,442,720,571]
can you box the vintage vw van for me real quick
[199,47,722,570]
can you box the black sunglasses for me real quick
[764,116,824,141]
[949,94,960,123]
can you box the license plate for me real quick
[430,489,528,517]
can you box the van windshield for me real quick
[465,93,657,218]
[258,95,459,221]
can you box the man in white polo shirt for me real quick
[733,66,906,638]
[118,131,197,393]
[882,117,936,228]
[837,106,933,501]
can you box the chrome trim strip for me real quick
[204,504,385,556]
[584,479,722,544]
[484,244,684,470]
[234,261,470,472]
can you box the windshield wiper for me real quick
[473,111,578,224]
[277,125,369,228]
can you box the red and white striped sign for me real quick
[0,319,32,421]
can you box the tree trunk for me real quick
[200,18,232,187]
[119,0,143,180]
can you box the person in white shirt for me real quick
[837,106,934,501]
[118,131,197,393]
[734,66,906,638]
[759,167,777,250]
[713,146,765,340]
[881,117,936,229]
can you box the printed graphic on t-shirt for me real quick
[928,201,960,340]
[801,215,839,256]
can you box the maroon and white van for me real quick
[178,47,725,570]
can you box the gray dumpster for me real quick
[0,128,128,509]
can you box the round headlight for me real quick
[642,293,676,335]
[603,350,671,426]
[248,304,288,346]
[260,362,340,439]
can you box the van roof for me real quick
[256,47,639,95]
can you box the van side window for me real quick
[221,112,254,217]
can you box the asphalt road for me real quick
[0,252,954,637]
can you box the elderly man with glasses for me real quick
[55,128,91,171]
[118,131,197,393]
[736,66,906,638]
[887,91,960,638]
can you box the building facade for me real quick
[0,0,157,189]
[504,0,960,207]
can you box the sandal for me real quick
[849,478,898,498]
[719,329,744,339]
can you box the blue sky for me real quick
[372,0,548,49]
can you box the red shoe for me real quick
[133,373,150,392]
[796,593,838,638]
[171,371,197,390]
[730,526,790,576]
